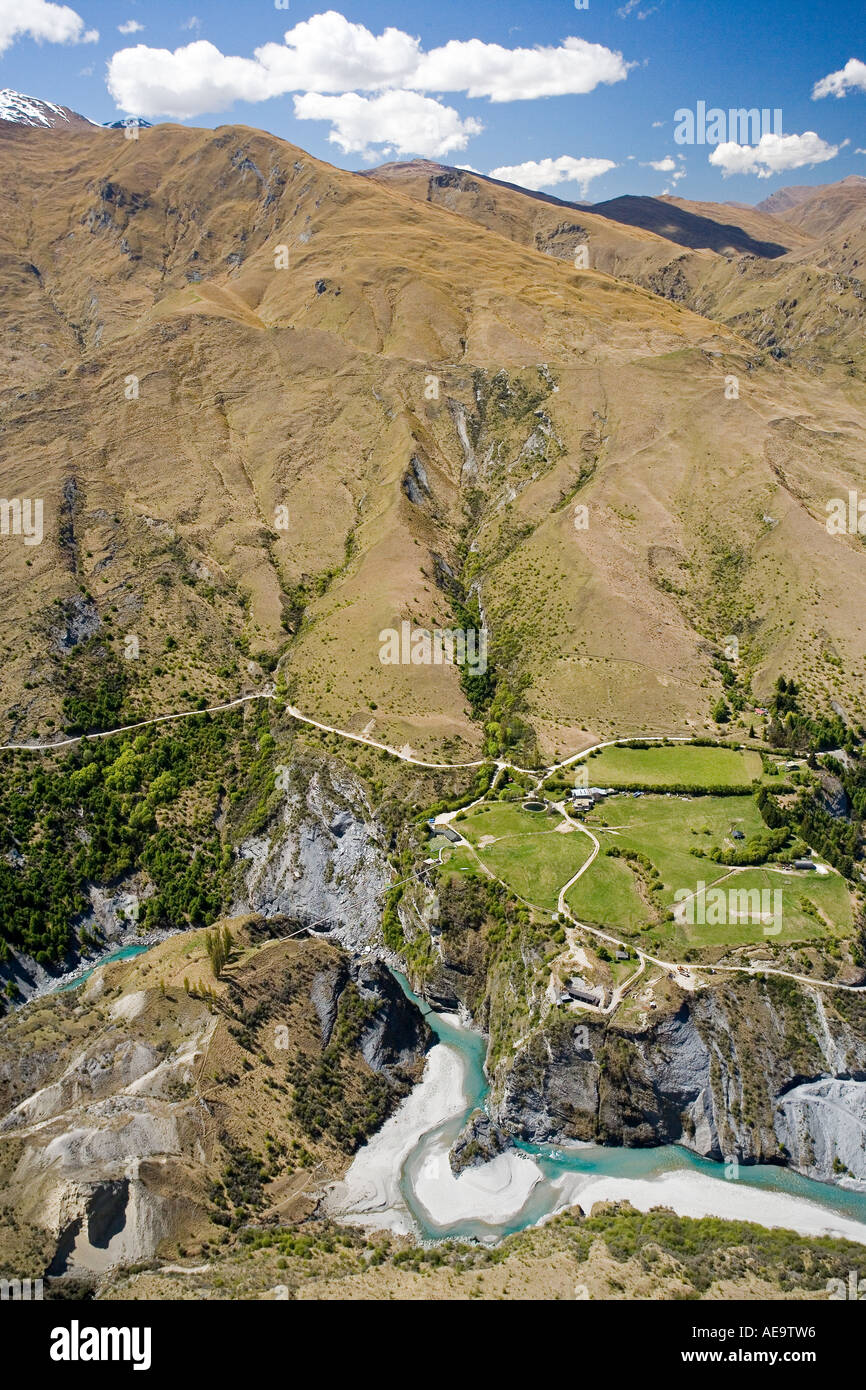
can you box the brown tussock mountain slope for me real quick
[369,160,866,383]
[1,124,865,758]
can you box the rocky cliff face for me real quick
[0,970,215,1277]
[309,954,432,1075]
[491,975,866,1185]
[233,759,390,955]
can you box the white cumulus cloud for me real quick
[708,131,839,178]
[254,13,423,96]
[107,9,631,117]
[487,155,616,195]
[118,20,144,35]
[107,40,276,119]
[412,35,631,102]
[293,90,483,159]
[812,58,866,100]
[645,155,675,170]
[0,0,98,54]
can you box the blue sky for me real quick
[1,0,864,203]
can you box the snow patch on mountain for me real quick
[0,89,98,129]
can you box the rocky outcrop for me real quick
[353,960,432,1075]
[491,976,866,1185]
[493,1008,707,1149]
[309,955,432,1075]
[311,961,350,1046]
[449,1109,511,1174]
[775,1077,866,1180]
[818,771,850,820]
[643,259,693,304]
[0,924,433,1280]
[234,761,390,954]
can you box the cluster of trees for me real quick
[604,846,667,916]
[757,678,864,878]
[697,825,792,866]
[421,762,497,822]
[0,690,245,963]
[712,656,749,717]
[205,924,235,977]
[597,781,759,797]
[59,637,130,736]
[764,677,854,754]
[287,983,396,1153]
[451,594,497,717]
[571,1205,863,1296]
[381,884,407,956]
[209,1140,268,1223]
[758,786,858,880]
[481,675,535,759]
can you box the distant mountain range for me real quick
[0,88,156,133]
[756,176,866,216]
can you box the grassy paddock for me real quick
[566,794,851,949]
[576,742,764,789]
[449,801,594,911]
[440,788,854,956]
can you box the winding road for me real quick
[3,684,863,1004]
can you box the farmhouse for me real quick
[569,786,613,807]
[428,820,462,843]
[565,978,604,1006]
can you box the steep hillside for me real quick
[758,175,866,224]
[370,160,866,384]
[590,193,795,257]
[0,919,431,1276]
[1,123,865,771]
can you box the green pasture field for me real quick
[574,742,764,788]
[565,794,851,950]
